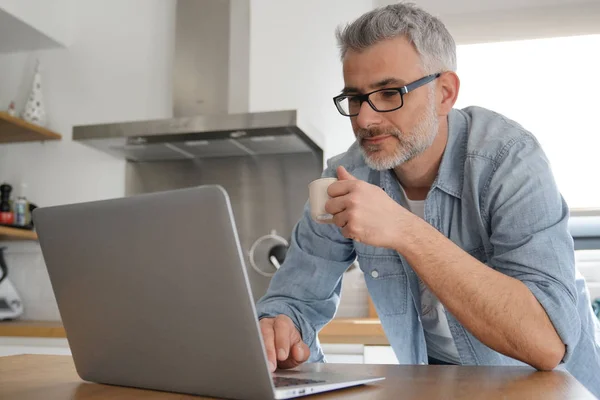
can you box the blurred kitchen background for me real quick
[0,0,598,362]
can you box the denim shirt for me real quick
[256,106,600,396]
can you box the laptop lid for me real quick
[34,186,276,400]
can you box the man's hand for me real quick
[325,166,412,249]
[259,315,310,373]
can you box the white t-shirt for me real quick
[400,188,461,364]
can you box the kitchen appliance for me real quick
[70,2,326,303]
[0,247,24,320]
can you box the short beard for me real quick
[356,93,439,171]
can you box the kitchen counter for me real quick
[0,320,66,338]
[0,354,594,399]
[317,318,388,345]
[0,318,389,345]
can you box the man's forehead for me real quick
[341,39,422,93]
[341,77,408,94]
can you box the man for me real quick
[255,3,600,396]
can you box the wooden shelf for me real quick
[0,112,62,144]
[0,225,38,241]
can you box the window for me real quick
[455,34,600,210]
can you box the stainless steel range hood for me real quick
[69,1,328,303]
[72,0,324,163]
[73,109,323,162]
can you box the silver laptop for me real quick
[33,185,384,400]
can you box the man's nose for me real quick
[355,100,382,129]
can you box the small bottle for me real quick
[0,184,14,225]
[14,184,29,227]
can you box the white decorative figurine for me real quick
[21,61,47,127]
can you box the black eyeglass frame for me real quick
[333,72,442,117]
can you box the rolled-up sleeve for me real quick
[255,169,356,362]
[484,135,580,363]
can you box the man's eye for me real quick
[380,90,400,98]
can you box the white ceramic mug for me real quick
[309,177,337,223]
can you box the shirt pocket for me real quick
[357,253,408,316]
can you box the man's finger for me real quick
[337,166,357,181]
[273,316,293,362]
[291,341,310,363]
[342,225,360,242]
[259,319,277,372]
[332,209,348,228]
[277,341,310,370]
[327,180,355,198]
[324,197,346,216]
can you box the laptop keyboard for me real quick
[273,376,326,387]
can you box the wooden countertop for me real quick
[318,318,388,345]
[0,354,594,399]
[0,318,389,345]
[0,320,66,338]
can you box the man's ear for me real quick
[437,71,460,117]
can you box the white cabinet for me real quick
[0,337,71,357]
[576,250,600,301]
[0,0,72,53]
[364,346,399,364]
[322,344,398,365]
[321,344,364,364]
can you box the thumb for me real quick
[337,166,357,181]
[291,341,310,363]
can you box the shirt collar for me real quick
[431,108,468,199]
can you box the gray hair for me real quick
[335,2,457,74]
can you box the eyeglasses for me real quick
[333,73,441,117]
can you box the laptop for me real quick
[33,185,384,400]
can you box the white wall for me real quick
[376,0,600,44]
[377,0,595,15]
[455,35,600,209]
[248,0,374,161]
[0,0,175,209]
[0,0,176,320]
